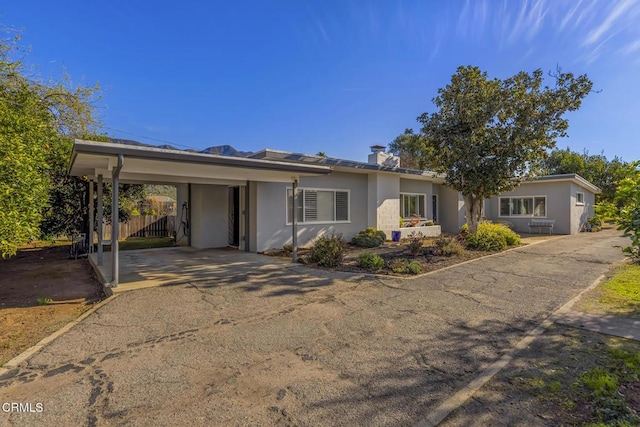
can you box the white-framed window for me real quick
[286,188,350,224]
[400,193,426,218]
[576,192,585,205]
[499,196,547,217]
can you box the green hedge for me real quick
[309,234,346,267]
[466,222,521,251]
[352,227,387,248]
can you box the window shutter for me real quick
[336,191,348,221]
[304,190,318,222]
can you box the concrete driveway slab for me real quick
[0,230,629,426]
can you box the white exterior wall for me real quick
[248,181,258,252]
[190,184,229,248]
[570,182,596,233]
[254,172,369,252]
[485,181,572,234]
[437,185,465,233]
[175,184,189,246]
[368,173,400,238]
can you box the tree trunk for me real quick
[463,194,484,234]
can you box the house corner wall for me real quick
[438,185,465,233]
[570,182,595,233]
[368,173,400,238]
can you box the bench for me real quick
[528,219,555,235]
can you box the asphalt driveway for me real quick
[0,229,629,426]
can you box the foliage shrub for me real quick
[405,231,424,255]
[282,244,293,254]
[387,258,422,274]
[352,227,387,248]
[357,252,384,270]
[466,222,521,251]
[407,261,422,274]
[588,215,603,230]
[457,223,470,242]
[434,236,465,256]
[388,258,408,273]
[308,234,346,267]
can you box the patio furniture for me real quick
[528,219,555,235]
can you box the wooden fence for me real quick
[103,215,176,240]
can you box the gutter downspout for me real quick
[106,154,124,287]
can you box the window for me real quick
[499,196,546,217]
[287,188,349,223]
[576,192,585,205]
[400,193,426,218]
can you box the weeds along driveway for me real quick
[0,229,629,426]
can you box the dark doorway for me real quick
[228,187,240,246]
[432,195,438,223]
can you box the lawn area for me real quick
[576,262,640,316]
[599,263,640,315]
[445,262,640,425]
[444,325,640,426]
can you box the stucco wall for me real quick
[175,184,189,246]
[254,172,369,252]
[437,185,465,233]
[485,181,571,234]
[248,181,258,252]
[368,173,400,239]
[570,182,596,233]
[190,184,229,248]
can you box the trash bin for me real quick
[391,231,401,242]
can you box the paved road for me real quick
[0,230,628,426]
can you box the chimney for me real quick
[368,145,400,168]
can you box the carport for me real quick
[68,139,332,288]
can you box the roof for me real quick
[250,149,446,181]
[68,140,332,184]
[527,174,601,193]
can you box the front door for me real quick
[228,187,240,246]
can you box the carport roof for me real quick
[68,139,332,184]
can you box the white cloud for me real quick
[584,0,636,45]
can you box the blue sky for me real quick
[3,0,640,162]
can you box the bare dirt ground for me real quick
[0,246,104,365]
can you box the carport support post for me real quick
[88,179,94,253]
[110,155,124,287]
[292,178,298,263]
[97,174,104,266]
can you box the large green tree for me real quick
[0,37,98,257]
[615,161,640,261]
[394,66,592,233]
[542,147,628,203]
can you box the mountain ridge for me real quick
[107,138,253,157]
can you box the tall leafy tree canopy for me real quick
[0,37,98,257]
[393,65,593,232]
[615,162,640,261]
[541,147,629,203]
